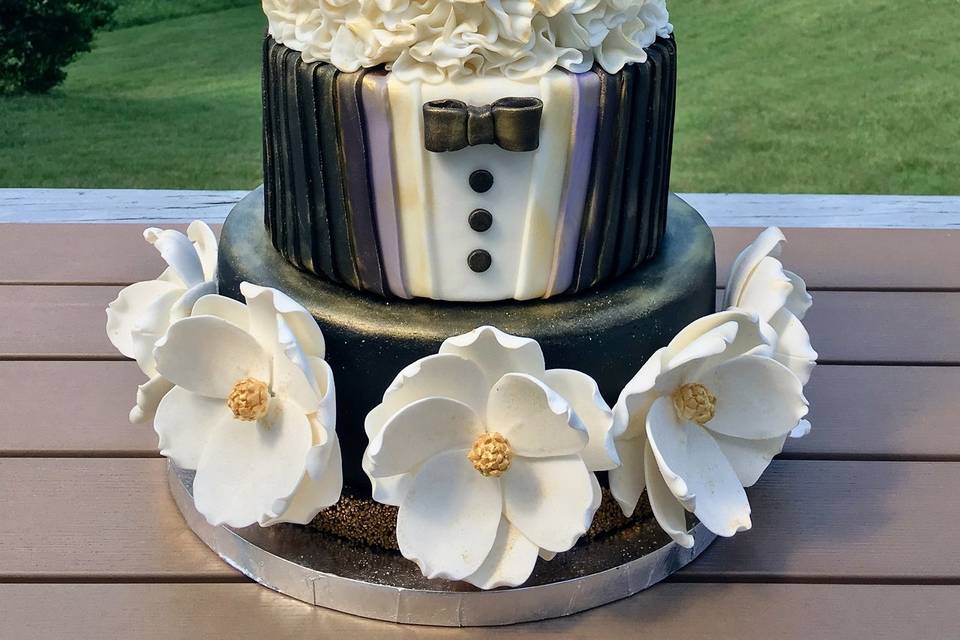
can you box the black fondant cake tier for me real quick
[261,35,677,300]
[218,188,715,495]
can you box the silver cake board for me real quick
[168,462,716,627]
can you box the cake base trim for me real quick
[169,462,717,626]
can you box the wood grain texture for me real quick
[684,460,960,581]
[2,363,958,460]
[4,189,960,228]
[2,226,958,290]
[0,361,158,455]
[794,365,960,459]
[0,459,235,580]
[2,458,958,582]
[713,227,960,290]
[0,286,122,358]
[2,583,958,640]
[5,286,959,364]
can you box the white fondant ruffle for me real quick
[262,0,672,82]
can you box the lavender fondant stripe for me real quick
[546,71,600,296]
[361,73,409,299]
[570,67,619,291]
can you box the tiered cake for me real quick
[219,0,717,500]
[107,0,817,617]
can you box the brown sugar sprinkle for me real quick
[309,489,654,550]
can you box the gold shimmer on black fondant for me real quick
[216,189,716,494]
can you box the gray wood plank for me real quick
[3,189,959,228]
[3,225,956,290]
[3,362,958,461]
[1,458,957,582]
[4,286,958,364]
[684,460,960,581]
[1,583,957,639]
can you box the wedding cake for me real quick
[105,0,817,621]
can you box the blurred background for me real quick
[1,0,957,194]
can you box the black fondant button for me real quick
[468,249,492,273]
[469,169,494,193]
[469,208,493,232]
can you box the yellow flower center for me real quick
[227,377,270,422]
[672,383,717,426]
[467,432,512,477]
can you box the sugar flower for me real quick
[722,227,817,386]
[106,222,218,423]
[152,283,340,528]
[363,326,610,589]
[609,311,808,548]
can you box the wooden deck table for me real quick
[2,191,959,639]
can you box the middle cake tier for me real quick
[262,36,677,302]
[219,188,715,496]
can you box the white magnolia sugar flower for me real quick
[723,227,817,386]
[152,283,341,528]
[106,221,218,423]
[609,311,808,548]
[363,326,611,589]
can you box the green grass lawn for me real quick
[1,0,957,193]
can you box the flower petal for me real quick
[263,429,342,526]
[364,354,488,441]
[238,283,281,356]
[542,369,617,471]
[666,310,774,373]
[154,315,269,399]
[363,454,415,506]
[168,280,217,322]
[791,419,812,439]
[643,440,693,548]
[502,455,597,552]
[608,435,646,517]
[770,308,818,385]
[308,357,337,437]
[154,385,233,470]
[463,519,540,590]
[723,226,785,309]
[612,348,673,441]
[187,221,218,281]
[735,256,793,324]
[646,396,752,539]
[695,354,808,440]
[366,398,484,478]
[487,373,587,458]
[192,398,313,528]
[396,449,502,581]
[129,374,174,424]
[784,269,813,320]
[272,348,320,413]
[440,325,546,387]
[106,279,181,359]
[191,294,250,331]
[144,228,205,288]
[239,283,326,359]
[128,286,184,376]
[712,432,788,488]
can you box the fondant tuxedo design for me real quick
[261,36,677,302]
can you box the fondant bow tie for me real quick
[422,97,543,153]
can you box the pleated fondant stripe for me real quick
[335,71,387,296]
[261,36,677,299]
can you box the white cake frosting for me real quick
[262,0,673,82]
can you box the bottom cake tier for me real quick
[218,187,717,500]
